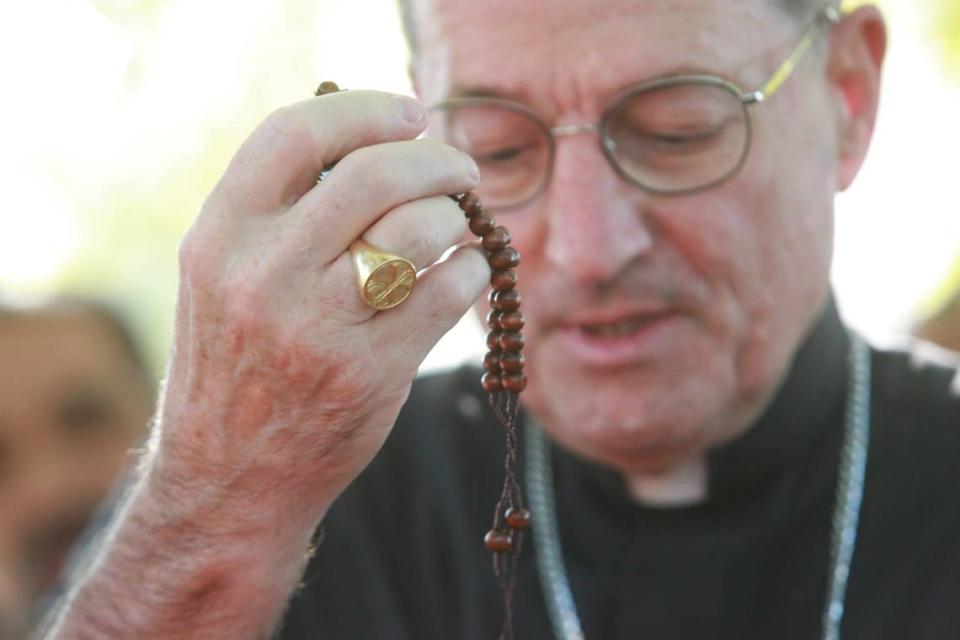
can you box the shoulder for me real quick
[852,341,960,610]
[870,339,960,433]
[867,339,960,488]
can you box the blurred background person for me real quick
[0,298,153,638]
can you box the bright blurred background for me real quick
[1,0,958,379]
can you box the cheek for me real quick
[665,118,832,321]
[683,125,835,393]
[738,111,835,321]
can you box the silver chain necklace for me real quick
[525,333,871,640]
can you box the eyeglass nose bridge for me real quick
[549,122,600,138]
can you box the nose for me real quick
[540,133,655,285]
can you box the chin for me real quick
[522,358,736,474]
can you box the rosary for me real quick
[316,81,530,640]
[463,186,531,640]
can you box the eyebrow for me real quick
[446,85,529,102]
[445,65,738,105]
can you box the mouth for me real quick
[555,309,680,366]
[579,315,656,338]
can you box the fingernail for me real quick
[466,156,480,182]
[392,95,425,124]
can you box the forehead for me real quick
[0,315,133,414]
[412,0,792,111]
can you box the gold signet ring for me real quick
[349,239,417,310]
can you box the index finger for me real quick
[210,90,428,215]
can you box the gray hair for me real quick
[396,0,831,58]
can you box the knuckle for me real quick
[261,105,314,157]
[324,180,358,218]
[221,280,307,361]
[339,145,395,195]
[177,225,215,284]
[406,210,438,260]
[440,197,469,236]
[176,230,199,269]
[426,273,474,321]
[222,283,263,333]
[432,139,478,174]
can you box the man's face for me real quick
[413,0,840,472]
[0,312,151,620]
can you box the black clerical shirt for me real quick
[279,300,960,639]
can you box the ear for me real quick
[827,5,887,191]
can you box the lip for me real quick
[553,309,680,367]
[563,303,672,326]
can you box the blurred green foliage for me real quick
[932,0,960,75]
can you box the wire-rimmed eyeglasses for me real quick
[427,6,840,209]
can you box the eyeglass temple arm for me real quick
[743,5,840,104]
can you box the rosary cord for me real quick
[490,390,524,640]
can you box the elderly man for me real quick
[45,0,960,638]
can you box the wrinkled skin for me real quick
[154,94,488,521]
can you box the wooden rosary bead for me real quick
[490,269,518,291]
[505,507,532,529]
[484,529,513,552]
[481,226,512,252]
[489,247,520,270]
[483,351,501,372]
[499,351,525,373]
[459,192,482,217]
[469,212,497,236]
[490,289,522,312]
[486,309,503,331]
[499,331,525,352]
[315,81,341,95]
[499,311,525,331]
[501,372,528,393]
[486,330,503,351]
[481,371,503,393]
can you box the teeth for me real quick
[582,318,643,337]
